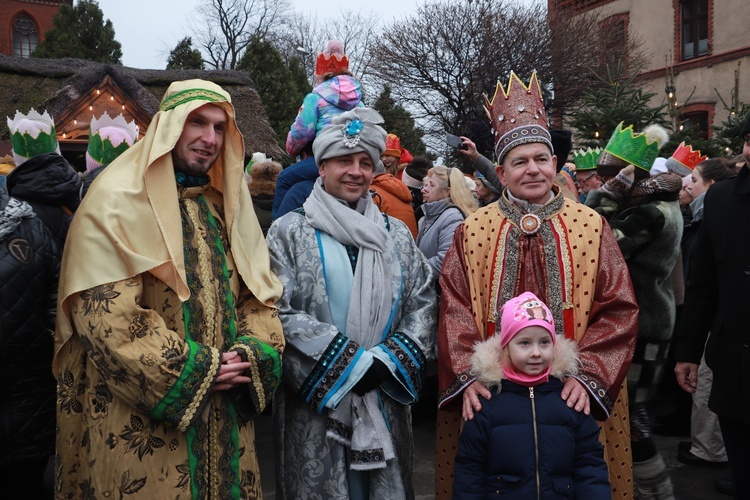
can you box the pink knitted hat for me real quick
[499,291,556,348]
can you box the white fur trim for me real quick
[469,335,580,391]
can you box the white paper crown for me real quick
[7,108,55,136]
[90,111,138,142]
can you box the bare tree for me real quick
[371,0,646,156]
[191,0,290,69]
[275,10,382,93]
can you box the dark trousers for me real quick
[719,416,750,500]
[0,457,51,499]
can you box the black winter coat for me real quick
[6,152,81,247]
[453,378,610,499]
[674,165,750,424]
[0,186,60,465]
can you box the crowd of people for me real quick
[2,39,750,500]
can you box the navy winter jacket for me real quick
[453,336,610,499]
[272,156,318,219]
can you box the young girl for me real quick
[453,292,611,499]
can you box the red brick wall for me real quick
[0,0,72,56]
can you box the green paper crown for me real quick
[11,128,58,159]
[87,134,132,166]
[602,122,661,171]
[573,147,601,171]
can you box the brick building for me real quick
[550,0,750,139]
[0,0,71,57]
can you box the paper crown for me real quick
[665,142,707,176]
[573,147,602,171]
[484,72,551,163]
[384,133,401,157]
[7,108,60,166]
[85,112,138,172]
[598,122,669,177]
[315,40,349,80]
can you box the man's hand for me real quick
[462,380,492,421]
[675,362,699,393]
[459,136,480,162]
[213,351,252,391]
[561,377,590,415]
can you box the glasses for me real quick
[579,172,599,183]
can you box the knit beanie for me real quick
[499,292,556,386]
[312,107,386,168]
[7,108,61,166]
[244,151,269,181]
[85,112,138,172]
[248,160,282,198]
[499,291,556,349]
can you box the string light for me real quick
[96,89,100,95]
[594,131,600,139]
[89,104,93,111]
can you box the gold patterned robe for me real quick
[436,191,638,499]
[55,185,284,499]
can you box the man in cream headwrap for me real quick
[54,79,284,499]
[266,107,437,499]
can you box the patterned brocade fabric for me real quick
[55,185,284,499]
[435,192,638,499]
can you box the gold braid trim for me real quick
[182,198,217,348]
[177,347,221,432]
[233,344,267,412]
[550,217,574,309]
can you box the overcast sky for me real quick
[96,0,424,69]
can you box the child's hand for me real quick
[462,381,492,421]
[561,377,590,415]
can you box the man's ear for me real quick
[495,163,506,186]
[318,160,326,178]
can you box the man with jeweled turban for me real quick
[54,79,284,498]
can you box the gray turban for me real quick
[312,107,387,168]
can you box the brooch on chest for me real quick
[519,213,542,235]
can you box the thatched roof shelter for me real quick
[0,55,284,166]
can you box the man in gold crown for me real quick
[436,72,639,499]
[54,79,285,498]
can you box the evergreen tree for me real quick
[237,37,308,153]
[166,37,204,70]
[372,86,428,157]
[33,0,122,64]
[569,62,668,149]
[711,103,750,157]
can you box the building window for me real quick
[681,0,708,60]
[600,14,629,69]
[12,13,39,58]
[680,104,714,139]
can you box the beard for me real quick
[172,151,216,176]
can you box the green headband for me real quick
[159,88,226,112]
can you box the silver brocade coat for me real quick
[267,210,437,500]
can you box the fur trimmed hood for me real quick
[470,334,580,391]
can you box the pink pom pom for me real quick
[324,40,345,56]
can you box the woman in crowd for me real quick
[417,165,477,275]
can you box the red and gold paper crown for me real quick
[384,133,401,157]
[314,40,349,80]
[665,141,707,176]
[483,72,551,163]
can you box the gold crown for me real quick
[483,72,550,162]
